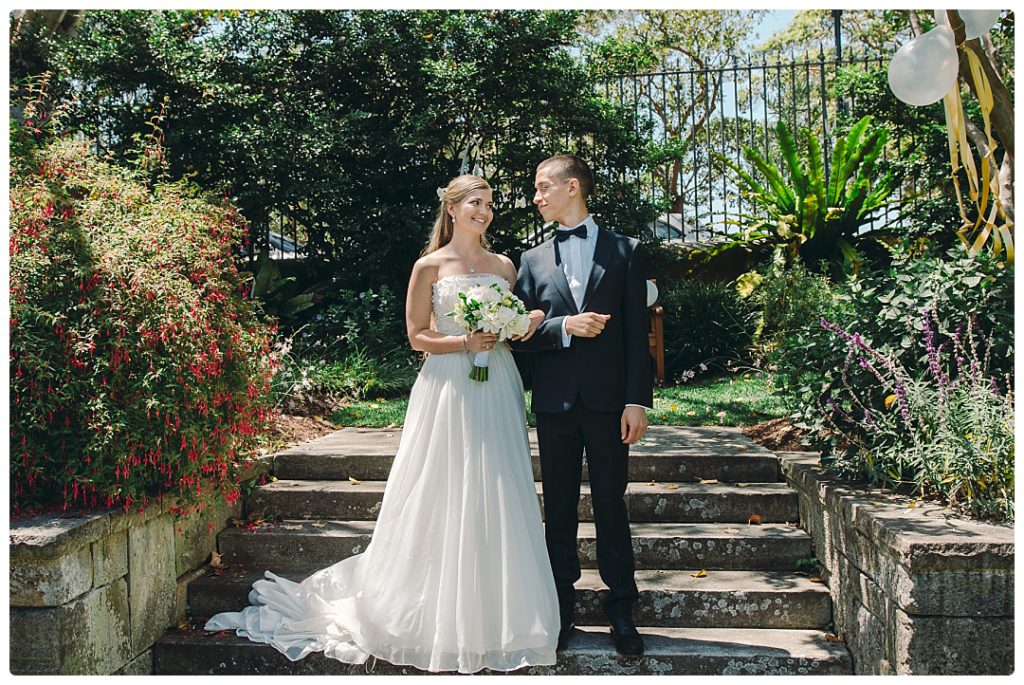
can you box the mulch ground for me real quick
[741,417,813,452]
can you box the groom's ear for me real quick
[567,178,580,196]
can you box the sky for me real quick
[751,8,798,46]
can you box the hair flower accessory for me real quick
[436,187,446,201]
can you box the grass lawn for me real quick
[330,373,786,428]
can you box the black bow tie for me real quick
[555,224,588,241]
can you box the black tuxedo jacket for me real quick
[512,227,653,414]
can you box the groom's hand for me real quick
[566,312,610,338]
[621,406,649,444]
[511,309,545,342]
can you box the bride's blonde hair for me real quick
[422,174,493,255]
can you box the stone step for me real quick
[245,480,799,523]
[187,567,832,630]
[155,625,852,675]
[273,452,781,484]
[218,520,813,572]
[272,426,780,484]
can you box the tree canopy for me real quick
[21,9,658,290]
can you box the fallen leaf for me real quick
[349,476,361,485]
[269,476,278,482]
[647,480,657,486]
[664,484,679,490]
[884,394,897,410]
[907,500,918,508]
[786,521,800,528]
[691,569,708,578]
[809,577,824,583]
[748,514,762,525]
[210,551,223,569]
[699,479,719,485]
[178,618,190,630]
[686,411,697,416]
[824,633,845,643]
[229,517,245,527]
[247,511,264,521]
[311,521,327,528]
[736,482,749,487]
[723,528,740,534]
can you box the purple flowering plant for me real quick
[818,311,1013,520]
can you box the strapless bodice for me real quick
[431,273,511,335]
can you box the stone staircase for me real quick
[153,426,853,675]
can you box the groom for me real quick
[513,155,652,657]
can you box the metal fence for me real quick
[601,47,929,244]
[258,47,933,258]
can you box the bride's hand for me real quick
[511,309,545,342]
[464,330,499,353]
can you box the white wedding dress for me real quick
[205,273,559,673]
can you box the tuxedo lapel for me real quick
[581,228,612,311]
[541,239,578,314]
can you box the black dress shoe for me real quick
[609,617,644,656]
[557,624,575,651]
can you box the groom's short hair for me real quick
[538,155,593,199]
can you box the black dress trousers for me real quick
[536,398,640,624]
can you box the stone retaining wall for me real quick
[8,457,270,674]
[779,451,1014,675]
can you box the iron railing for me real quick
[600,47,930,243]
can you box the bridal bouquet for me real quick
[447,283,531,381]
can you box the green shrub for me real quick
[274,346,419,405]
[297,285,409,362]
[775,245,1013,519]
[660,278,754,382]
[10,135,275,519]
[740,260,835,362]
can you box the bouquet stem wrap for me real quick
[470,351,490,382]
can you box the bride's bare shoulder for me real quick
[492,253,517,283]
[410,253,442,284]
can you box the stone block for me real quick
[176,566,207,625]
[10,544,93,607]
[128,514,177,653]
[10,578,131,674]
[175,493,240,577]
[9,511,110,559]
[841,599,891,675]
[893,612,1014,675]
[116,648,154,675]
[92,529,128,588]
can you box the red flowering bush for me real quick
[10,133,276,519]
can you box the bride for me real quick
[205,174,560,673]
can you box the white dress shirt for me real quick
[559,215,598,314]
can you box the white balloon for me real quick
[646,279,659,307]
[960,10,1002,38]
[933,10,1002,38]
[888,25,960,106]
